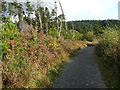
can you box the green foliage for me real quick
[70,30,83,40]
[1,22,19,40]
[96,28,120,66]
[67,20,120,35]
[95,28,120,88]
[63,30,72,39]
[48,28,59,38]
[84,31,95,41]
[0,22,20,58]
[63,30,83,40]
[95,53,119,88]
[96,28,119,60]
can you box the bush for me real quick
[96,28,119,64]
[1,22,19,40]
[95,28,120,88]
[63,30,83,40]
[70,30,83,40]
[84,31,95,41]
[63,30,72,39]
[0,22,20,58]
[48,28,59,38]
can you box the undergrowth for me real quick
[95,28,120,88]
[1,22,87,88]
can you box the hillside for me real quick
[67,20,120,34]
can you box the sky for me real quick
[10,0,120,21]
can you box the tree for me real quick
[25,0,34,26]
[58,0,67,30]
[44,7,50,33]
[35,0,43,32]
[0,1,7,24]
[8,2,15,20]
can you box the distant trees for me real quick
[67,20,120,35]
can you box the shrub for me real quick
[84,31,95,41]
[63,30,83,40]
[96,28,119,63]
[0,22,20,58]
[63,30,72,39]
[1,22,19,40]
[48,28,59,38]
[95,28,120,88]
[70,30,83,40]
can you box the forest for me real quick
[67,20,120,34]
[0,0,120,88]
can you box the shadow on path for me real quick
[53,46,106,88]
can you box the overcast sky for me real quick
[14,0,120,21]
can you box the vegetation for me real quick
[1,21,87,88]
[0,0,120,88]
[0,0,87,88]
[67,20,120,34]
[67,20,120,88]
[95,28,120,88]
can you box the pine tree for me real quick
[25,0,34,26]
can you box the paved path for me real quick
[53,46,106,88]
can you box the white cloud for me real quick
[59,0,119,20]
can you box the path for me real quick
[53,46,106,88]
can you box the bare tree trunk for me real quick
[38,11,42,29]
[29,14,32,27]
[58,0,67,30]
[59,20,62,36]
[18,13,23,31]
[37,0,43,31]
[45,22,48,34]
[72,30,75,39]
[55,1,59,30]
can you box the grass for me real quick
[94,49,119,88]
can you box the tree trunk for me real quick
[38,11,42,30]
[37,0,43,32]
[45,22,48,34]
[18,13,23,31]
[29,14,32,27]
[59,21,62,36]
[58,0,67,30]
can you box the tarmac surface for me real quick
[53,46,106,88]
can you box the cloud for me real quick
[59,0,119,20]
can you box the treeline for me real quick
[67,20,120,34]
[0,0,67,36]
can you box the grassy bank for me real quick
[2,28,86,88]
[94,49,119,88]
[94,29,120,88]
